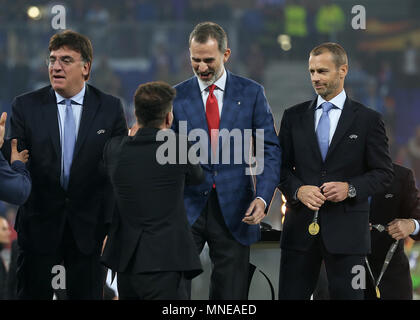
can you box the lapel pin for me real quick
[237,101,241,105]
[384,194,394,199]
[97,129,106,135]
[349,134,358,139]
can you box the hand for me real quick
[101,235,108,255]
[0,112,6,148]
[320,182,349,202]
[129,123,140,136]
[10,139,29,164]
[297,185,326,211]
[387,219,415,240]
[242,198,266,225]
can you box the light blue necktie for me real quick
[316,102,334,161]
[61,99,76,189]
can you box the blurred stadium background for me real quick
[0,0,420,299]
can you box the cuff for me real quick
[411,219,419,236]
[256,196,267,210]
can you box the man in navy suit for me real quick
[278,43,393,299]
[173,21,281,299]
[7,30,127,299]
[0,112,31,205]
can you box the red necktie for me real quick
[206,84,220,153]
[206,84,219,189]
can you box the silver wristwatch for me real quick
[348,183,356,198]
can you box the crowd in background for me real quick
[0,1,420,295]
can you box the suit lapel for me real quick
[73,85,100,158]
[218,72,242,154]
[219,71,241,133]
[42,87,61,159]
[302,99,323,162]
[181,77,208,132]
[325,97,357,160]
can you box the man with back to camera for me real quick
[278,42,393,299]
[172,21,281,299]
[101,81,204,300]
[7,30,127,299]
[0,112,31,205]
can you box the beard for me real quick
[313,78,341,100]
[193,64,224,87]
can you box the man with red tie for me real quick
[172,21,280,299]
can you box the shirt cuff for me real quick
[411,219,419,236]
[256,197,267,210]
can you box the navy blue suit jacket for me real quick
[0,151,31,205]
[173,71,281,246]
[8,84,127,254]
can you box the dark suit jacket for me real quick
[173,71,281,246]
[0,151,31,205]
[101,128,204,279]
[367,163,420,299]
[7,84,127,255]
[279,97,393,255]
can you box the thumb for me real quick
[11,139,17,151]
[0,112,6,126]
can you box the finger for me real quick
[244,202,255,217]
[11,139,18,152]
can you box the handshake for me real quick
[0,112,29,164]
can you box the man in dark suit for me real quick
[173,22,281,299]
[278,42,393,299]
[366,163,420,299]
[0,112,30,205]
[101,81,204,299]
[7,30,127,299]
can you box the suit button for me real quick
[203,191,209,196]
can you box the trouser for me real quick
[190,189,250,300]
[17,222,105,300]
[118,271,187,300]
[279,235,365,300]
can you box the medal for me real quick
[308,210,319,236]
[308,222,320,235]
[376,286,380,299]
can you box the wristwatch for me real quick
[347,183,356,198]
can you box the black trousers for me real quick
[16,222,105,300]
[279,235,365,300]
[118,271,187,300]
[190,189,250,300]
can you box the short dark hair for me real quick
[49,30,93,80]
[189,21,228,53]
[134,81,176,128]
[310,42,348,69]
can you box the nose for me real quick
[197,62,208,72]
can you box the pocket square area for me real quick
[349,134,358,139]
[384,194,394,199]
[97,129,106,134]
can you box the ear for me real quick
[339,64,348,79]
[223,48,231,64]
[83,61,91,80]
[166,111,174,128]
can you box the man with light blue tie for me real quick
[278,43,393,299]
[7,30,127,299]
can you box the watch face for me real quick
[348,185,356,198]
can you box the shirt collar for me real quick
[197,67,227,93]
[316,89,346,110]
[55,84,86,106]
